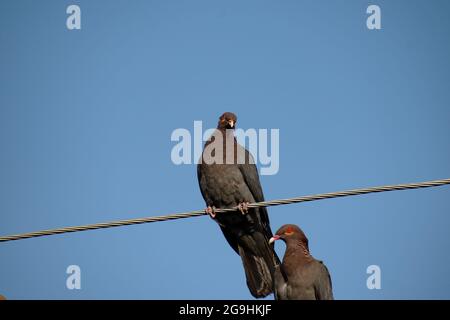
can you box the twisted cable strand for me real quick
[1,178,449,243]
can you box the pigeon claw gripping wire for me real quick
[205,206,217,219]
[238,202,250,215]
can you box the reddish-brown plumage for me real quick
[270,224,333,300]
[217,112,237,130]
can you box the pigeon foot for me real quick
[205,206,217,219]
[238,202,250,215]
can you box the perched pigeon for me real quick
[269,224,334,300]
[197,112,280,298]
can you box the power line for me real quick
[1,178,449,243]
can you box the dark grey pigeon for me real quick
[269,224,334,300]
[197,112,280,298]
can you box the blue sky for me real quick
[0,0,449,299]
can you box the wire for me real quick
[0,178,449,243]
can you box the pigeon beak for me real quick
[228,120,235,128]
[269,235,280,244]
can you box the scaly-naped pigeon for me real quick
[269,224,334,300]
[197,112,280,298]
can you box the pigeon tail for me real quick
[237,232,280,298]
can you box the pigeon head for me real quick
[269,224,309,250]
[217,112,237,130]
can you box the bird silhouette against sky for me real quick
[197,112,280,298]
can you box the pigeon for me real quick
[197,112,280,298]
[269,224,334,300]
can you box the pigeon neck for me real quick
[217,128,237,148]
[217,127,235,137]
[286,239,311,259]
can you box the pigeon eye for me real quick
[284,226,294,235]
